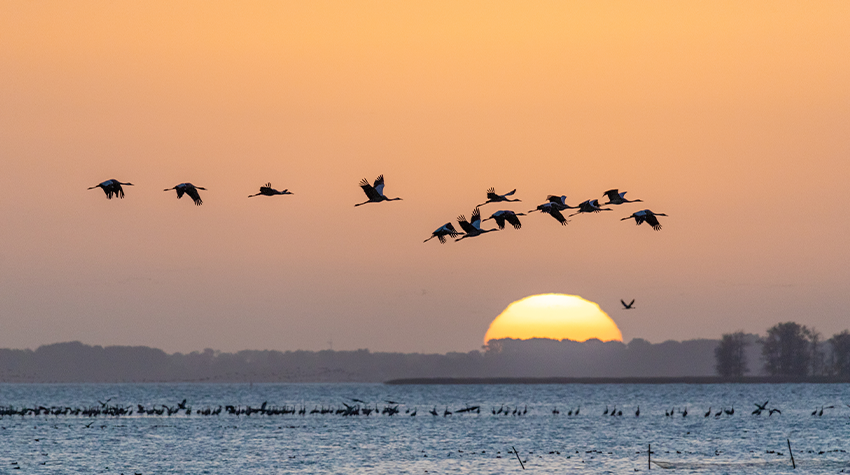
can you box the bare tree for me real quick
[810,329,826,376]
[829,330,850,377]
[715,331,749,377]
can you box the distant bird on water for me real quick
[424,223,460,244]
[355,175,402,206]
[621,299,635,310]
[164,183,206,206]
[248,183,292,198]
[88,179,133,199]
[483,210,525,230]
[601,189,643,206]
[621,209,667,231]
[479,188,521,207]
[455,208,498,241]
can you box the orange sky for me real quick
[1,1,849,353]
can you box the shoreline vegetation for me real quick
[1,324,847,383]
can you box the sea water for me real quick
[0,383,848,474]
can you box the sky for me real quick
[1,1,849,354]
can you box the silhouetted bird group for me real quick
[89,176,668,242]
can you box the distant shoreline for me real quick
[385,376,850,385]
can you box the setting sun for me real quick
[484,294,623,344]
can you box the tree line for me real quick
[715,322,850,377]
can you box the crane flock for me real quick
[88,175,668,242]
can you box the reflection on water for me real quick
[0,383,848,474]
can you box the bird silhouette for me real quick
[568,199,612,217]
[483,210,525,230]
[704,407,711,417]
[455,208,498,241]
[621,299,635,309]
[88,179,133,199]
[529,202,569,226]
[164,183,206,206]
[601,189,643,206]
[479,188,520,207]
[248,183,292,197]
[355,175,402,206]
[424,223,461,244]
[621,209,667,231]
[544,195,576,209]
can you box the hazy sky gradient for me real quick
[1,1,849,353]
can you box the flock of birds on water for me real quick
[2,398,847,419]
[88,176,670,244]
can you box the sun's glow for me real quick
[484,294,623,344]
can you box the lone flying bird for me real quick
[248,183,292,197]
[424,223,460,244]
[455,208,498,241]
[621,209,667,231]
[479,188,520,207]
[483,210,525,230]
[601,189,643,206]
[164,183,206,206]
[569,199,612,217]
[355,175,402,206]
[88,179,133,199]
[621,299,635,309]
[752,401,769,415]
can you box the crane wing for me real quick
[470,208,482,230]
[547,207,567,225]
[457,215,475,234]
[359,178,381,200]
[645,214,662,230]
[186,187,203,206]
[505,213,522,229]
[372,175,385,196]
[492,215,506,230]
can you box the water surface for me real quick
[0,383,848,473]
